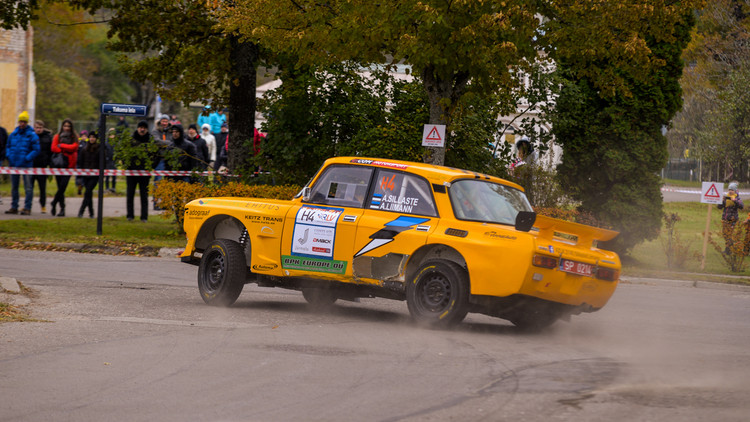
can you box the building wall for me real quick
[0,27,34,131]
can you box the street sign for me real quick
[100,103,148,117]
[700,182,723,204]
[422,124,446,147]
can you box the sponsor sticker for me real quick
[484,231,517,240]
[292,206,343,259]
[185,209,210,219]
[252,263,278,271]
[281,255,347,275]
[350,159,409,170]
[245,202,281,211]
[244,214,283,224]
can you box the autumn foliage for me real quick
[152,180,301,227]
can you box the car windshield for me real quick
[449,179,533,225]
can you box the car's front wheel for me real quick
[198,239,247,306]
[406,260,470,327]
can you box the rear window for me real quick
[367,169,437,217]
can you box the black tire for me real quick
[302,288,338,310]
[406,260,470,327]
[198,239,247,306]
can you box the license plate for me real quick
[559,259,593,276]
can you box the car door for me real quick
[280,165,373,280]
[352,168,439,281]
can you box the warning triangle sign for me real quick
[422,124,446,147]
[426,127,442,141]
[705,184,721,198]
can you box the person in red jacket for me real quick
[50,119,79,217]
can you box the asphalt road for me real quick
[1,249,749,422]
[660,187,701,202]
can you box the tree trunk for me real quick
[421,65,470,166]
[227,36,259,174]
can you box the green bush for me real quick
[535,206,604,228]
[153,179,301,227]
[708,220,750,272]
[661,213,697,269]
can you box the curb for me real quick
[0,276,20,293]
[1,242,183,258]
[621,276,750,292]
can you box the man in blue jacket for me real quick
[5,111,40,215]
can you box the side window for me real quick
[308,165,373,208]
[368,169,437,217]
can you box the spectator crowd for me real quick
[0,108,240,222]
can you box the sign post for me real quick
[700,182,723,270]
[97,103,148,235]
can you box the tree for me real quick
[32,1,95,71]
[544,1,703,253]
[671,0,750,181]
[216,0,540,166]
[32,1,134,110]
[67,0,259,175]
[258,62,427,185]
[34,60,98,125]
[1,0,39,30]
[258,58,517,186]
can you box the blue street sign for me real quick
[100,103,148,116]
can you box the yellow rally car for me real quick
[181,157,620,330]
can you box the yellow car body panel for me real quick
[182,156,621,323]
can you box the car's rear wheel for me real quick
[407,260,470,327]
[302,288,338,310]
[198,239,246,306]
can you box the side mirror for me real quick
[301,186,311,202]
[515,211,536,232]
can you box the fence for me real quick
[661,158,699,181]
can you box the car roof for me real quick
[325,156,525,191]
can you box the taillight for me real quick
[533,254,557,269]
[596,267,619,281]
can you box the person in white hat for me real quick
[201,123,216,169]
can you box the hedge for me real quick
[153,179,301,227]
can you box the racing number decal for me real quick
[380,174,396,191]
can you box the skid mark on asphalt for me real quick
[97,316,266,329]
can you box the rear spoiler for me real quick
[534,214,619,249]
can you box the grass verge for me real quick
[625,201,750,280]
[0,215,185,255]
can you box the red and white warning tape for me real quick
[0,167,210,176]
[660,187,701,194]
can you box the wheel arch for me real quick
[195,215,251,266]
[405,244,468,285]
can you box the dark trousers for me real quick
[52,175,71,207]
[106,175,117,190]
[126,176,151,221]
[31,175,47,207]
[10,174,33,210]
[79,176,99,217]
